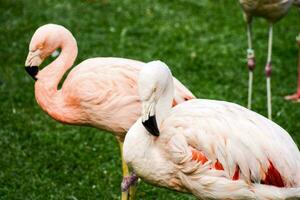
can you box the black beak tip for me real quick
[142,115,160,137]
[25,66,38,81]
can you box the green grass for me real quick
[0,0,299,199]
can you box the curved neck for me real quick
[156,77,174,127]
[34,32,78,123]
[36,34,77,90]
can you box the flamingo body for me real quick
[239,0,293,22]
[123,61,300,199]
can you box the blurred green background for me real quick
[0,0,299,199]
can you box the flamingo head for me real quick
[138,60,173,137]
[24,24,65,80]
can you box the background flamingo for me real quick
[123,60,300,199]
[239,0,293,119]
[24,24,195,200]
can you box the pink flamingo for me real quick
[24,24,195,200]
[123,61,300,199]
[285,34,300,102]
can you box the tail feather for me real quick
[178,172,256,199]
[254,184,300,200]
[179,171,300,200]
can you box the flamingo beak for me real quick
[25,50,42,81]
[24,66,39,81]
[141,99,160,136]
[142,115,160,137]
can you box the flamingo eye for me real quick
[38,44,44,50]
[152,87,157,94]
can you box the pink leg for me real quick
[285,36,300,102]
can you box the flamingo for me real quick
[285,34,300,102]
[123,60,300,199]
[239,0,293,119]
[24,24,195,200]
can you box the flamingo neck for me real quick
[34,33,78,123]
[155,77,174,127]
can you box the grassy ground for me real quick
[0,0,299,199]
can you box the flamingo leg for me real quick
[265,24,273,120]
[118,141,130,200]
[285,35,300,102]
[246,21,255,109]
[128,179,137,200]
[296,35,300,99]
[118,140,137,200]
[293,52,300,100]
[121,172,138,199]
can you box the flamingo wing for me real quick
[162,99,300,188]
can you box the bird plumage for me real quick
[125,100,300,199]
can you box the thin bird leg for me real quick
[285,35,300,101]
[296,48,300,100]
[265,24,273,120]
[121,172,138,199]
[247,21,255,109]
[128,177,137,200]
[118,140,138,200]
[118,141,130,200]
